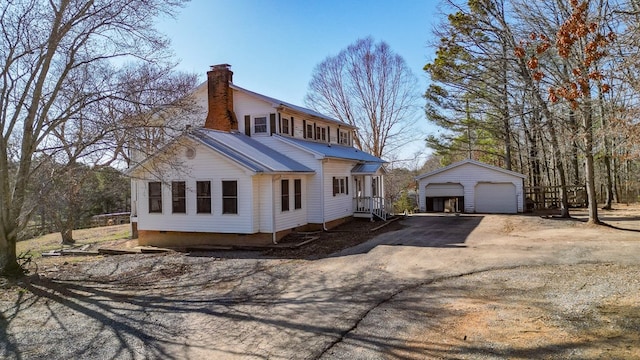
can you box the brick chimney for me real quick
[204,64,238,131]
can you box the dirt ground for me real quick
[1,206,640,359]
[395,263,640,359]
[264,217,405,258]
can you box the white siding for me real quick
[417,162,524,213]
[253,175,266,232]
[132,140,258,234]
[323,159,355,222]
[257,137,358,224]
[274,176,308,231]
[233,90,275,135]
[258,136,324,223]
[278,110,308,139]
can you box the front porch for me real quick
[353,196,393,220]
[351,163,390,220]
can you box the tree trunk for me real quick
[568,109,580,185]
[547,114,570,217]
[61,228,75,245]
[598,83,614,210]
[584,151,600,223]
[602,153,613,209]
[0,233,21,277]
[613,156,621,203]
[59,209,76,245]
[501,41,512,170]
[582,101,600,224]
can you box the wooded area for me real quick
[0,0,196,275]
[424,0,640,223]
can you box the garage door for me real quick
[425,183,463,197]
[475,183,517,213]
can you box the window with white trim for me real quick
[294,179,302,209]
[254,116,267,134]
[305,123,313,138]
[196,181,211,214]
[148,182,162,213]
[222,181,238,214]
[339,130,349,145]
[282,118,289,135]
[332,177,349,196]
[172,181,186,213]
[281,179,290,212]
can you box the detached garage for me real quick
[416,159,526,214]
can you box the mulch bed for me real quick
[263,217,405,259]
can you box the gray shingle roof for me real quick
[276,135,385,163]
[190,128,314,173]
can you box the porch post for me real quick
[364,176,372,198]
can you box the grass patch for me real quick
[17,224,131,258]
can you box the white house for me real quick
[416,159,526,214]
[127,64,387,247]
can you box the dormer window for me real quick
[254,116,267,134]
[339,130,349,145]
[305,123,313,138]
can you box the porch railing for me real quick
[353,196,391,221]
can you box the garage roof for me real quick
[416,159,526,180]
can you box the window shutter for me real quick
[244,115,251,136]
[327,126,330,142]
[303,120,307,138]
[313,123,317,139]
[270,113,276,135]
[278,113,281,134]
[291,117,294,136]
[345,177,349,195]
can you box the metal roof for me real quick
[415,159,526,180]
[189,128,314,173]
[351,163,385,175]
[230,84,355,129]
[276,135,385,163]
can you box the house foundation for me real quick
[137,216,354,248]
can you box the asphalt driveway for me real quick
[2,211,640,359]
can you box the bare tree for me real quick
[305,37,421,158]
[0,0,196,276]
[518,0,617,224]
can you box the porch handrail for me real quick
[353,196,388,220]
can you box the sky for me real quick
[156,0,446,166]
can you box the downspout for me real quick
[320,159,329,231]
[272,175,281,244]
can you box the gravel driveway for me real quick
[1,208,640,359]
